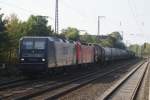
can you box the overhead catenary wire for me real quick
[62,0,88,20]
[0,0,54,21]
[128,0,143,34]
[60,0,96,27]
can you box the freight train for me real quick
[19,36,135,74]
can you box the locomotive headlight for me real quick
[21,58,24,61]
[42,58,45,62]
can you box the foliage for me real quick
[0,12,11,62]
[25,15,52,36]
[6,14,24,46]
[128,44,141,56]
[61,27,80,41]
[108,32,126,49]
[80,33,97,43]
[109,31,123,40]
[80,31,126,49]
[128,42,150,57]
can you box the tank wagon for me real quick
[103,47,130,61]
[19,36,134,74]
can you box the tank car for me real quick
[103,47,112,61]
[103,47,130,61]
[93,44,105,63]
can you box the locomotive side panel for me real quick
[65,43,76,66]
[55,42,66,67]
[47,41,56,68]
[55,42,76,67]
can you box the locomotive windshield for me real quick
[21,39,46,57]
[23,40,45,50]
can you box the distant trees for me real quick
[142,43,150,56]
[6,15,54,37]
[79,31,126,49]
[61,27,80,41]
[25,15,53,36]
[128,43,150,57]
[109,32,126,49]
[109,31,123,41]
[80,32,96,43]
[128,44,141,57]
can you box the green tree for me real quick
[61,27,80,41]
[128,44,141,56]
[79,31,126,48]
[109,31,123,40]
[141,42,150,57]
[6,14,24,45]
[0,12,11,62]
[108,31,126,49]
[80,33,97,43]
[25,15,53,36]
[5,14,25,62]
[99,38,113,47]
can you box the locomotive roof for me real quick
[20,36,71,43]
[21,36,56,40]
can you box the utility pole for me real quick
[55,0,59,34]
[98,16,105,36]
[119,21,123,40]
[121,31,123,40]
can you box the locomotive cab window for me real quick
[34,41,45,50]
[23,41,33,49]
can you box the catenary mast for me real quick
[55,0,59,34]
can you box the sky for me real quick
[0,0,149,45]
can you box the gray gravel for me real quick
[135,60,150,100]
[58,59,142,100]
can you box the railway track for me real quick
[17,60,142,100]
[0,64,101,92]
[0,59,142,100]
[98,60,149,100]
[0,78,27,87]
[0,76,56,91]
[0,68,100,99]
